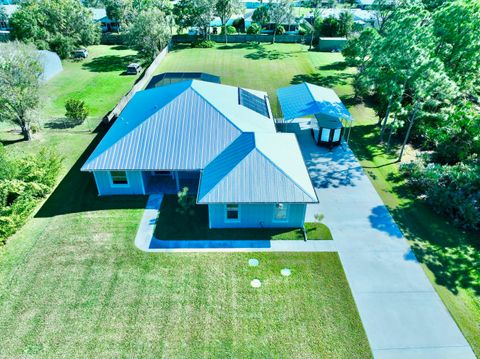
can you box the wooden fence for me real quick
[103,44,170,123]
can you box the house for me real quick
[89,8,120,33]
[0,4,17,31]
[82,80,318,229]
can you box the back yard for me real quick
[0,43,477,357]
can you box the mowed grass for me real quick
[155,43,480,355]
[39,45,141,122]
[0,160,369,357]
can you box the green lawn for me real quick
[39,45,141,126]
[155,43,480,356]
[0,150,369,357]
[154,195,332,240]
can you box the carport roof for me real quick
[277,82,353,121]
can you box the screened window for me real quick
[225,204,240,221]
[273,203,288,221]
[110,171,128,185]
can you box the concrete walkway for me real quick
[295,120,475,359]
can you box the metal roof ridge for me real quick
[254,136,319,203]
[189,81,245,134]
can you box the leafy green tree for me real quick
[105,0,133,28]
[215,0,242,43]
[342,27,380,67]
[173,0,214,39]
[127,8,171,59]
[433,0,480,95]
[319,15,339,37]
[10,0,100,59]
[0,42,42,141]
[338,11,354,37]
[252,5,270,27]
[267,0,293,43]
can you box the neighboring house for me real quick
[0,4,17,31]
[89,8,120,33]
[81,80,318,229]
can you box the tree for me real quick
[319,15,339,37]
[304,1,326,50]
[342,27,380,67]
[215,0,242,43]
[247,22,261,34]
[0,42,42,141]
[372,0,399,34]
[10,0,100,59]
[105,0,133,28]
[127,8,171,59]
[338,10,354,37]
[173,0,214,39]
[252,5,270,28]
[267,0,293,43]
[433,0,480,95]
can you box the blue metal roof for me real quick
[277,82,353,121]
[82,80,276,171]
[198,133,318,203]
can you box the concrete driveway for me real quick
[295,120,475,359]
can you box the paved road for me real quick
[296,120,475,359]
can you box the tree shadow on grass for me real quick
[82,54,139,72]
[244,44,295,61]
[35,121,147,218]
[391,203,480,295]
[317,61,349,71]
[291,72,352,87]
[43,118,81,130]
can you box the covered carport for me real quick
[276,82,353,148]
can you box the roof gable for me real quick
[198,133,318,203]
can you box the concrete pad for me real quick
[339,249,434,293]
[355,292,471,351]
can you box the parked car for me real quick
[72,49,88,59]
[126,63,142,75]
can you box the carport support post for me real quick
[346,121,352,145]
[175,172,180,193]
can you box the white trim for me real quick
[272,203,289,223]
[224,203,241,223]
[109,170,130,188]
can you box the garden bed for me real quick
[153,195,332,240]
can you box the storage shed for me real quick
[277,82,353,148]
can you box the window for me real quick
[153,171,171,176]
[225,204,240,222]
[273,203,288,222]
[110,171,128,185]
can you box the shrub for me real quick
[232,18,245,32]
[221,25,237,35]
[176,187,195,217]
[401,160,480,231]
[275,25,285,35]
[0,147,63,244]
[247,23,262,35]
[190,40,216,48]
[65,99,88,126]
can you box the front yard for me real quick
[153,195,332,241]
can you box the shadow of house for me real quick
[35,123,146,218]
